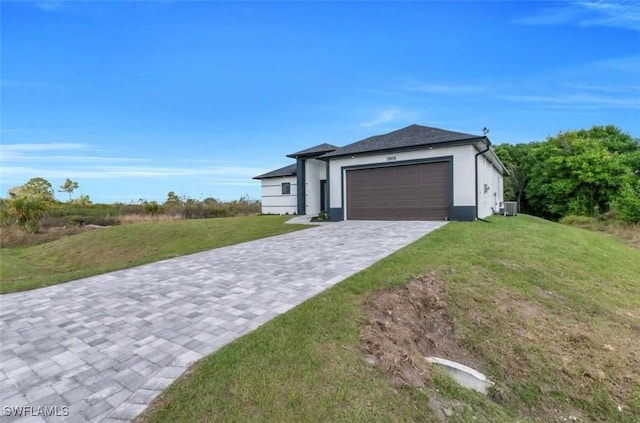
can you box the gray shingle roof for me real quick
[253,163,297,179]
[320,124,484,158]
[287,143,339,158]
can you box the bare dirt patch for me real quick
[360,273,482,388]
[359,274,640,422]
[360,273,489,420]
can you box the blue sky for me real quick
[1,0,639,203]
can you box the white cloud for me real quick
[202,181,260,187]
[1,143,88,152]
[562,82,640,93]
[401,81,486,95]
[498,93,640,109]
[514,1,640,31]
[513,6,576,26]
[0,142,154,164]
[498,54,640,110]
[0,165,268,180]
[577,0,640,30]
[36,1,63,12]
[0,143,90,160]
[590,55,640,74]
[359,108,402,128]
[4,155,153,163]
[0,141,268,194]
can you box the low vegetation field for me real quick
[560,214,640,249]
[136,215,640,423]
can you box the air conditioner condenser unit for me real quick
[504,201,518,216]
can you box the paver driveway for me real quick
[0,220,446,422]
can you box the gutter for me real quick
[475,137,492,221]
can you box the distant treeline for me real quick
[495,125,640,224]
[41,196,262,227]
[0,178,261,233]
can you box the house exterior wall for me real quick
[259,175,297,215]
[476,152,504,218]
[304,158,327,215]
[327,145,478,220]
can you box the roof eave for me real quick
[285,151,334,159]
[253,172,296,180]
[472,138,510,176]
[321,136,486,159]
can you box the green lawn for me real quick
[136,215,640,423]
[0,215,308,294]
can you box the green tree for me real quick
[165,191,182,206]
[579,124,639,155]
[143,201,162,217]
[525,128,635,219]
[72,194,92,206]
[612,182,640,223]
[59,178,79,201]
[494,142,536,212]
[9,177,55,202]
[202,197,219,206]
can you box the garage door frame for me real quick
[340,155,454,221]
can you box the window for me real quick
[282,182,291,195]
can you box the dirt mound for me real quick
[360,273,481,388]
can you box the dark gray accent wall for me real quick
[329,208,344,221]
[450,206,475,221]
[296,159,306,215]
[325,160,331,213]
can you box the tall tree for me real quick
[494,142,536,212]
[74,194,92,206]
[9,177,55,202]
[165,191,182,206]
[525,128,635,219]
[59,178,79,201]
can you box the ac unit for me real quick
[504,201,518,216]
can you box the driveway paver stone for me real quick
[0,220,446,422]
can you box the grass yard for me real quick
[559,215,640,249]
[136,215,640,423]
[0,215,308,294]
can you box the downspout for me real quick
[475,138,492,222]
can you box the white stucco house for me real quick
[253,124,507,221]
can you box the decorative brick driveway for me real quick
[0,220,446,422]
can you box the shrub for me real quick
[0,199,13,226]
[559,215,595,226]
[6,197,49,232]
[143,201,162,217]
[611,185,640,224]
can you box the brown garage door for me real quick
[346,161,450,220]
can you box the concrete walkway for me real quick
[0,220,446,423]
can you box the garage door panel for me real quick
[346,162,449,221]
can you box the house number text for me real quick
[386,156,396,161]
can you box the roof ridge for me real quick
[320,124,483,158]
[253,163,297,179]
[287,142,340,158]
